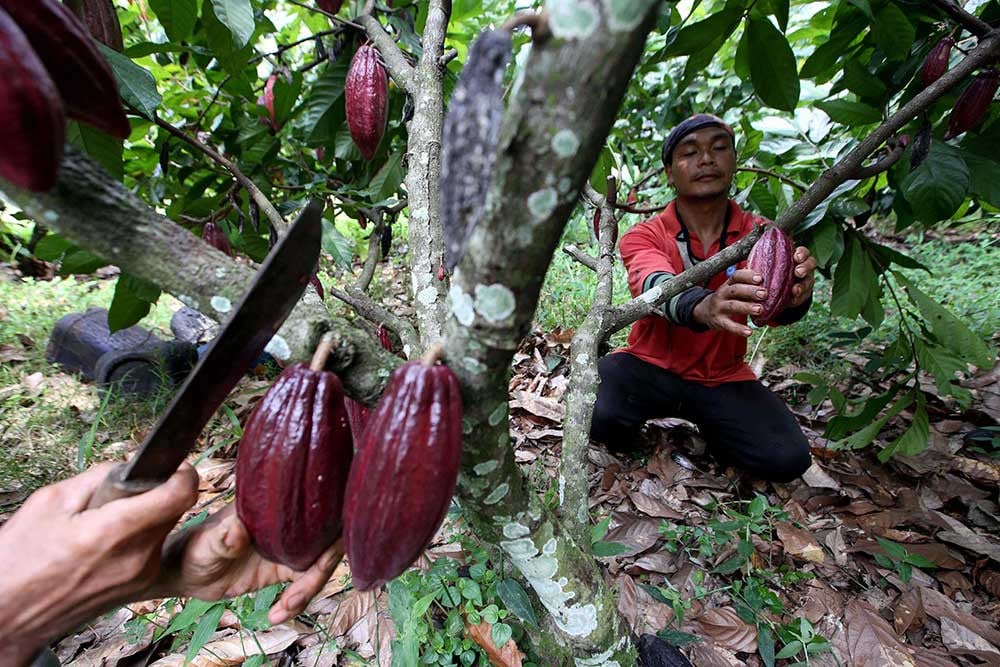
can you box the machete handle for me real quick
[87,463,161,510]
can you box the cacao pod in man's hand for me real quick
[2,0,129,139]
[345,44,388,160]
[945,69,998,140]
[746,224,795,326]
[236,336,354,571]
[344,346,463,591]
[0,7,65,191]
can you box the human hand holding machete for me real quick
[0,201,343,664]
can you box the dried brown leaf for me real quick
[939,616,1000,660]
[694,607,757,653]
[149,623,304,666]
[510,391,564,422]
[843,599,916,666]
[893,588,924,635]
[628,489,684,519]
[918,586,1000,646]
[629,552,679,576]
[775,522,825,563]
[950,456,1000,485]
[616,574,641,632]
[603,515,661,557]
[465,620,525,667]
[687,642,746,666]
[913,648,959,667]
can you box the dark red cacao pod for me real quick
[945,69,999,140]
[920,37,954,88]
[79,0,123,52]
[202,221,233,257]
[344,324,393,442]
[0,7,64,191]
[344,350,463,591]
[236,354,354,571]
[436,264,447,281]
[258,74,280,132]
[345,45,388,161]
[317,0,344,14]
[2,0,129,139]
[309,274,324,300]
[746,224,795,326]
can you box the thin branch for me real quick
[562,243,598,271]
[500,9,550,41]
[418,0,451,73]
[929,0,993,37]
[149,112,287,233]
[610,200,663,215]
[848,140,906,180]
[355,211,385,292]
[357,13,416,93]
[438,49,458,67]
[737,166,807,191]
[286,0,363,29]
[329,285,420,354]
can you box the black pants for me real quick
[590,353,811,483]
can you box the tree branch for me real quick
[929,0,993,37]
[357,13,416,93]
[737,166,807,191]
[603,29,1000,338]
[329,285,420,356]
[848,139,906,180]
[355,211,385,292]
[150,112,287,234]
[562,243,598,271]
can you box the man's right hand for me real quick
[692,269,767,337]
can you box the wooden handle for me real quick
[87,464,160,510]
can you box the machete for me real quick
[87,199,323,508]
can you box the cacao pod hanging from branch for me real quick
[344,345,463,591]
[344,325,394,442]
[945,69,998,140]
[79,0,123,52]
[920,37,954,87]
[746,224,795,327]
[202,221,234,257]
[345,44,388,160]
[236,335,354,571]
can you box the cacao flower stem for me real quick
[310,332,336,371]
[421,343,445,367]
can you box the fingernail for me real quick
[754,275,763,283]
[756,290,766,299]
[752,306,762,314]
[743,329,752,336]
[285,594,304,612]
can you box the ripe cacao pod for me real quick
[258,74,280,132]
[920,37,954,87]
[236,337,353,571]
[746,224,794,326]
[310,274,325,300]
[80,0,123,52]
[345,45,388,161]
[202,221,233,257]
[0,7,65,191]
[344,346,463,591]
[344,325,393,442]
[436,264,447,281]
[944,69,999,140]
[2,0,129,139]
[440,29,512,270]
[317,0,344,14]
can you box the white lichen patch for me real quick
[417,285,438,306]
[474,284,516,323]
[503,522,531,539]
[558,177,573,194]
[449,284,475,326]
[484,483,509,505]
[500,533,599,637]
[403,344,412,358]
[43,210,59,223]
[559,474,566,505]
[463,356,486,374]
[527,188,558,221]
[603,0,657,32]
[488,403,507,427]
[551,129,580,158]
[547,0,600,39]
[210,295,232,314]
[264,335,291,361]
[474,460,500,476]
[575,352,590,366]
[214,267,227,279]
[461,416,475,435]
[178,294,197,308]
[576,637,629,666]
[639,288,663,304]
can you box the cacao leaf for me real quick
[840,59,887,99]
[368,152,405,201]
[186,602,225,663]
[98,44,162,119]
[67,122,124,180]
[108,273,160,332]
[747,18,799,111]
[959,150,1000,207]
[816,99,882,126]
[496,579,537,627]
[661,6,742,58]
[149,0,199,41]
[901,142,969,223]
[202,1,253,73]
[210,0,254,47]
[321,218,354,268]
[302,61,349,144]
[873,4,915,61]
[878,398,929,461]
[831,234,876,319]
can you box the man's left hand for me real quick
[786,246,816,308]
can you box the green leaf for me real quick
[960,151,1000,207]
[186,603,225,662]
[158,598,218,639]
[592,540,630,557]
[815,99,882,125]
[67,122,124,181]
[747,18,799,111]
[775,640,804,660]
[272,72,303,127]
[321,219,355,268]
[840,59,887,99]
[368,152,405,201]
[831,235,876,319]
[874,4,915,61]
[878,398,928,461]
[759,625,776,666]
[876,537,908,560]
[491,622,512,649]
[826,384,900,440]
[902,142,970,223]
[656,628,703,647]
[749,178,778,219]
[837,389,914,450]
[915,340,973,406]
[734,27,751,81]
[712,554,748,574]
[203,1,253,73]
[591,515,612,543]
[810,220,844,268]
[60,249,105,275]
[412,591,437,617]
[108,273,161,332]
[662,7,742,57]
[149,0,199,41]
[589,145,614,194]
[210,0,254,47]
[97,45,161,119]
[496,579,537,627]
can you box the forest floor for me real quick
[0,226,998,666]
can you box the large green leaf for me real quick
[210,0,254,47]
[840,59,887,99]
[747,18,799,111]
[203,1,253,73]
[108,273,161,332]
[97,45,161,119]
[815,99,882,126]
[901,142,970,223]
[67,122,124,181]
[321,219,355,268]
[149,0,199,41]
[661,6,742,57]
[368,152,405,201]
[831,234,876,319]
[961,150,1000,207]
[878,398,929,461]
[302,61,349,144]
[496,579,538,627]
[874,4,915,61]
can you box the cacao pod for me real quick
[202,221,233,257]
[945,69,999,140]
[920,37,954,88]
[344,346,463,591]
[259,74,280,132]
[317,0,344,14]
[80,0,123,52]
[236,337,353,571]
[380,224,392,258]
[440,29,512,270]
[746,224,794,327]
[910,121,932,168]
[344,324,393,442]
[0,7,65,191]
[2,0,129,139]
[310,273,325,300]
[345,45,388,161]
[436,264,447,281]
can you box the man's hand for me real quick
[0,463,199,663]
[150,504,344,626]
[786,246,816,308]
[692,268,767,337]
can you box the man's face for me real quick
[665,127,737,199]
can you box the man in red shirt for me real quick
[591,114,817,483]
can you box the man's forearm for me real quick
[644,272,713,331]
